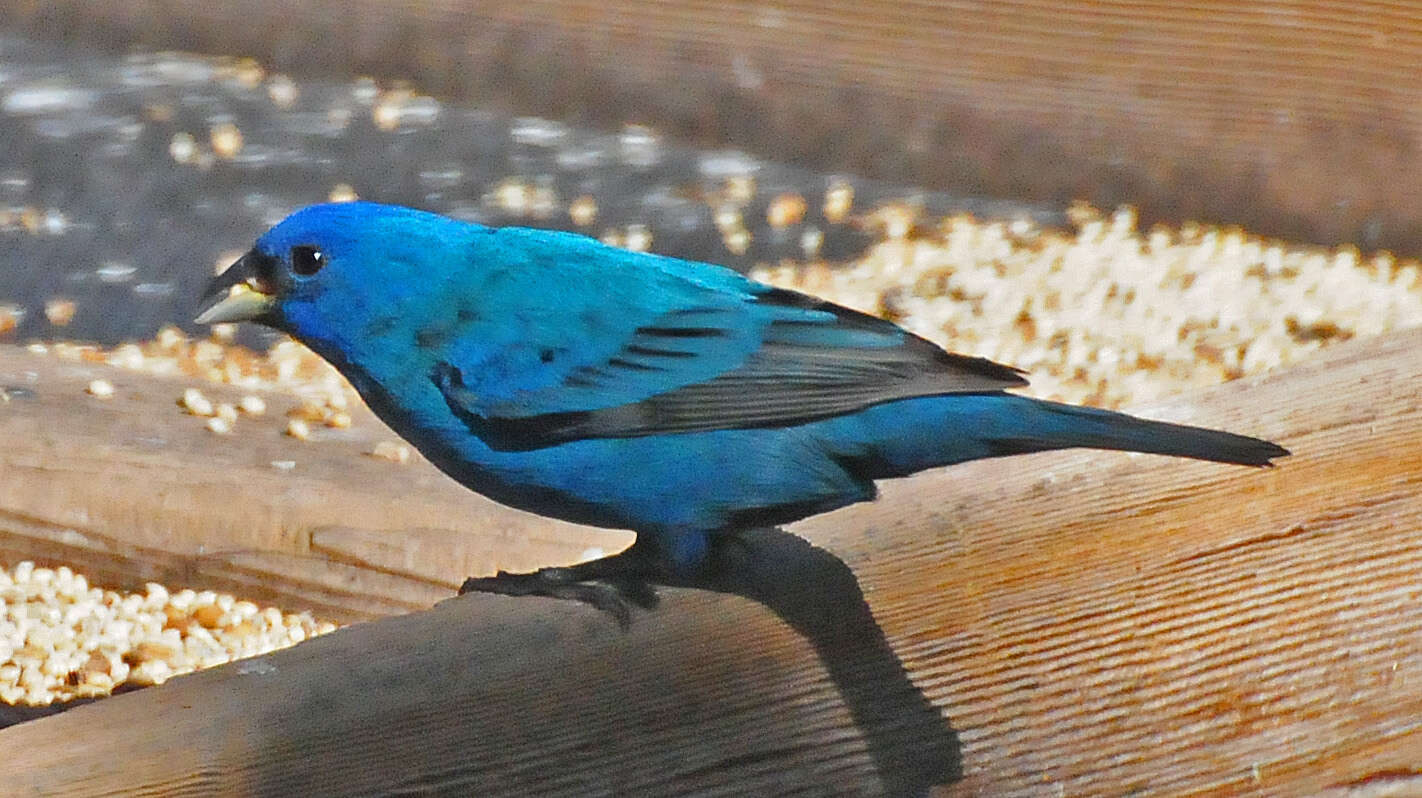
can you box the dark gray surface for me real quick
[7,0,1417,257]
[0,33,1057,346]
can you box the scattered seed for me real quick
[180,387,214,416]
[267,74,299,108]
[0,304,22,336]
[724,175,755,205]
[569,195,598,227]
[210,122,243,159]
[767,193,808,229]
[215,403,239,424]
[44,298,77,326]
[155,326,187,349]
[285,418,310,440]
[287,401,326,422]
[369,441,411,464]
[625,224,652,252]
[824,180,854,223]
[168,131,198,164]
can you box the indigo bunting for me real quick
[197,202,1288,622]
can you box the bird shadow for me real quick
[0,530,963,796]
[660,527,962,797]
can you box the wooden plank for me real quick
[0,346,629,622]
[6,0,1422,251]
[4,327,1422,794]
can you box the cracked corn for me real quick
[0,562,336,705]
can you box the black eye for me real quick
[290,245,325,276]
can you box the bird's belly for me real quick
[419,424,868,533]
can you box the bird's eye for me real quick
[290,245,325,276]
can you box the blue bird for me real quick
[197,202,1288,622]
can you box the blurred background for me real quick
[2,0,1420,347]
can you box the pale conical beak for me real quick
[194,250,278,325]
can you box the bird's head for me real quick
[195,201,466,343]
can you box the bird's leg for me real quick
[458,538,666,628]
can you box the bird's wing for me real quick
[432,246,1026,451]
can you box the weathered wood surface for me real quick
[5,0,1422,252]
[5,326,1422,795]
[0,347,629,623]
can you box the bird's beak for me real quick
[194,250,277,325]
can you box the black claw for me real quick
[557,582,634,629]
[457,566,658,629]
[609,578,660,610]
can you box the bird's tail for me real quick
[975,396,1289,466]
[831,393,1289,480]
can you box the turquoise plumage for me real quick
[197,202,1288,621]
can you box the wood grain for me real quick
[4,325,1422,794]
[0,347,629,622]
[5,1,1422,251]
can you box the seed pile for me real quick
[753,204,1422,408]
[0,562,335,706]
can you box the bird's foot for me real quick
[458,566,659,629]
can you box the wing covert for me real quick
[435,283,1026,451]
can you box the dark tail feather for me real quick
[1002,400,1290,466]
